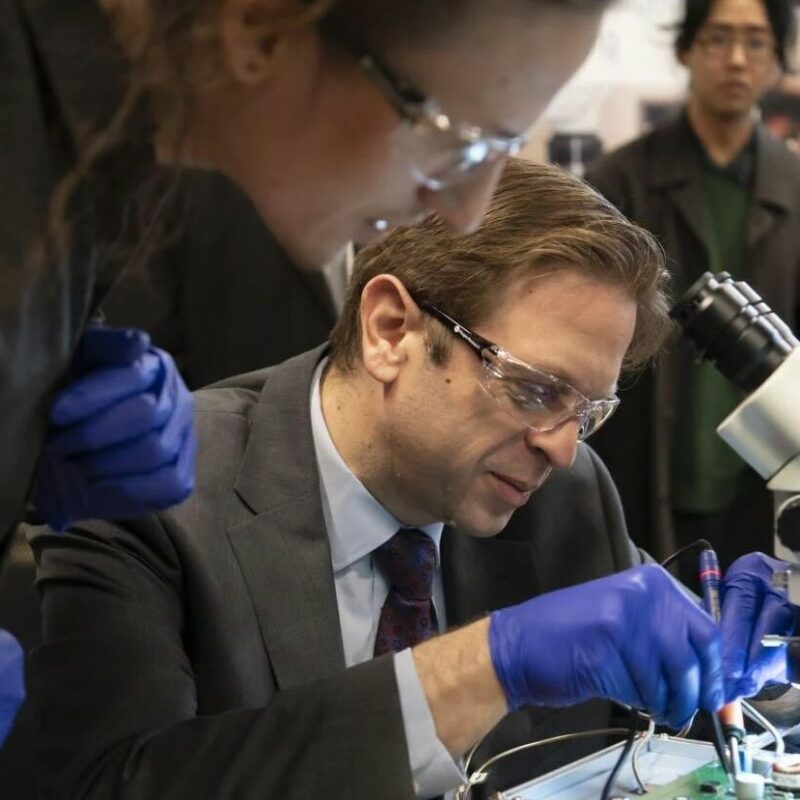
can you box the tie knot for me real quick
[373,528,437,602]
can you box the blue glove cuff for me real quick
[488,609,523,712]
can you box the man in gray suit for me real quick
[30,161,737,799]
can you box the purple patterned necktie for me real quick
[373,528,439,656]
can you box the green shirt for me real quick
[670,128,754,513]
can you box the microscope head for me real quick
[672,272,800,562]
[671,271,798,393]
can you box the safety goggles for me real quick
[419,301,620,441]
[354,51,527,191]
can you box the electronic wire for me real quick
[743,699,785,757]
[675,716,695,738]
[630,716,655,793]
[660,538,713,570]
[463,738,481,778]
[458,727,635,800]
[460,540,725,799]
[708,711,732,778]
[600,706,640,800]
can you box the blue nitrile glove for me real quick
[0,630,24,747]
[489,564,725,729]
[33,326,197,531]
[720,552,798,699]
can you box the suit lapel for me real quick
[228,347,346,690]
[650,117,714,264]
[442,528,539,627]
[748,203,777,253]
[667,181,713,262]
[748,126,790,251]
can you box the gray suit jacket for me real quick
[30,346,643,799]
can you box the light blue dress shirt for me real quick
[310,359,465,798]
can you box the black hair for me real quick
[675,0,797,70]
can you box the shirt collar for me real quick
[309,359,444,573]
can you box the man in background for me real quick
[586,0,800,577]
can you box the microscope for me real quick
[482,274,800,800]
[671,271,800,604]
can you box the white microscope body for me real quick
[716,347,800,578]
[671,272,800,599]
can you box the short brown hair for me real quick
[330,158,671,373]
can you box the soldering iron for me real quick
[699,546,745,779]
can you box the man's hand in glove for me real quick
[489,564,725,729]
[33,326,196,531]
[720,552,799,698]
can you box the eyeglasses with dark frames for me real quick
[418,300,620,442]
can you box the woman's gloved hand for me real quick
[33,326,196,531]
[720,552,798,699]
[0,630,24,747]
[489,564,725,729]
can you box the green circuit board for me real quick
[643,760,800,798]
[643,761,734,798]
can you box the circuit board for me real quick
[643,761,800,799]
[643,761,733,797]
[502,736,792,799]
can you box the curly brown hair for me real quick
[47,0,613,275]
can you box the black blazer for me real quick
[0,0,132,539]
[100,171,336,390]
[30,346,643,799]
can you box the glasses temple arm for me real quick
[417,301,498,358]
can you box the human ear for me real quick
[359,276,422,384]
[220,0,294,85]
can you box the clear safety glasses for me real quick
[419,301,620,442]
[354,51,527,191]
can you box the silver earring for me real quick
[369,218,389,233]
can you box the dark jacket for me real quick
[585,115,800,559]
[0,6,332,794]
[30,346,643,799]
[0,0,132,540]
[0,0,335,541]
[100,171,335,390]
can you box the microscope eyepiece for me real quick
[670,272,798,392]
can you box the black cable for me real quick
[461,728,633,800]
[660,538,712,570]
[662,542,731,779]
[600,706,639,800]
[598,543,710,799]
[708,711,732,777]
